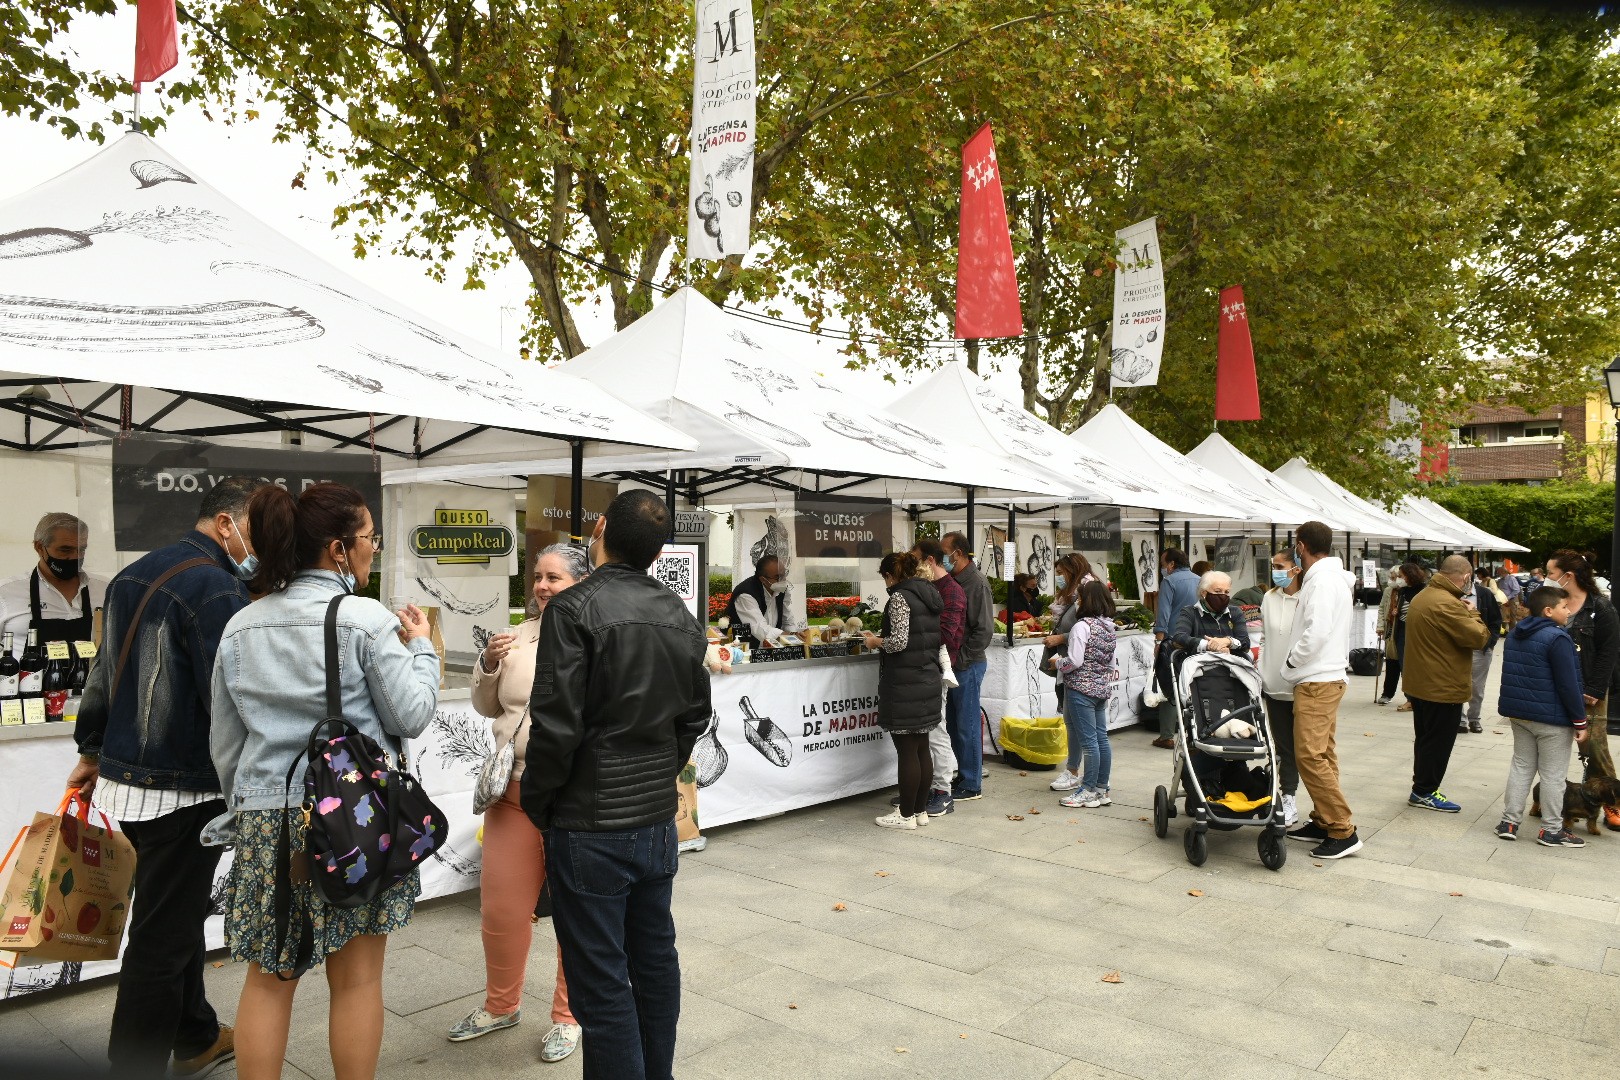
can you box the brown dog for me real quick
[1533,774,1620,835]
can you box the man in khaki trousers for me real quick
[1281,522,1361,860]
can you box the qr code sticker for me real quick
[655,556,692,597]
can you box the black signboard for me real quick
[1070,504,1122,550]
[112,435,384,552]
[793,493,889,559]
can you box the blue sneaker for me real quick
[925,790,954,816]
[448,1006,520,1042]
[950,786,982,801]
[1409,790,1461,813]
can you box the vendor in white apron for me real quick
[0,512,107,656]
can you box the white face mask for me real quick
[769,579,790,595]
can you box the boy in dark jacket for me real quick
[1496,586,1589,848]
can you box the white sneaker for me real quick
[1281,794,1298,826]
[914,810,930,826]
[1059,787,1097,809]
[1050,770,1083,791]
[875,810,917,830]
[539,1022,581,1063]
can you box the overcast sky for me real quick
[3,7,1033,405]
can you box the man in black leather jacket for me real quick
[522,488,710,1080]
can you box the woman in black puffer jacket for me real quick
[862,551,944,830]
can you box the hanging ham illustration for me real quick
[738,695,792,768]
[691,709,729,788]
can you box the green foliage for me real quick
[708,573,733,597]
[805,581,856,598]
[0,0,162,140]
[509,573,526,610]
[1109,555,1140,601]
[990,576,1007,606]
[1426,483,1616,571]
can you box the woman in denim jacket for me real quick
[209,482,438,1080]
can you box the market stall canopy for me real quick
[1068,404,1268,524]
[1272,458,1453,545]
[460,287,1069,501]
[1401,496,1528,552]
[886,361,1223,514]
[0,133,696,463]
[1185,432,1360,532]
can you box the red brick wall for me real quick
[1449,442,1564,482]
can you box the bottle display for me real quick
[18,629,45,699]
[43,640,71,720]
[69,641,90,693]
[0,632,18,699]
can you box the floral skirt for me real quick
[225,809,418,972]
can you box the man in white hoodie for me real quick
[1281,521,1362,859]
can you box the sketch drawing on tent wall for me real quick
[727,359,796,402]
[723,402,811,447]
[691,711,729,787]
[1135,537,1159,594]
[130,159,196,188]
[0,295,323,351]
[0,207,228,260]
[820,412,944,468]
[1026,534,1053,593]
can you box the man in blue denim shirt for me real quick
[522,490,710,1080]
[1153,547,1201,748]
[67,477,262,1078]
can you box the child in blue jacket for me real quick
[1496,586,1590,848]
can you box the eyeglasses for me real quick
[346,532,385,552]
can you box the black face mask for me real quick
[1205,594,1231,614]
[45,555,80,581]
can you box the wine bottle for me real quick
[0,632,19,699]
[69,642,89,693]
[43,642,69,720]
[18,629,45,699]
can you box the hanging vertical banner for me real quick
[688,0,756,262]
[1109,216,1166,388]
[1214,284,1261,421]
[954,123,1023,339]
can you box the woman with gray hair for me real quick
[450,542,589,1061]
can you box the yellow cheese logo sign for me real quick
[411,510,513,564]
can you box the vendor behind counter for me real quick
[0,512,107,656]
[726,555,808,646]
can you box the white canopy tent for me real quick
[1401,496,1528,553]
[0,133,697,470]
[886,362,1230,516]
[422,287,1069,504]
[1068,405,1271,526]
[1273,458,1461,547]
[1185,432,1360,532]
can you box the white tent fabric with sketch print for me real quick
[0,132,696,457]
[416,286,1070,500]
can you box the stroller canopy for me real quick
[1177,651,1264,703]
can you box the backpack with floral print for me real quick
[274,595,446,975]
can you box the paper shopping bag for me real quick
[0,790,135,965]
[675,762,702,844]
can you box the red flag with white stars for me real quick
[134,0,179,90]
[1214,285,1260,421]
[954,123,1023,339]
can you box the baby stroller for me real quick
[1152,650,1287,870]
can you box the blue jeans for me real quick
[1063,690,1112,789]
[546,819,681,1080]
[947,660,988,792]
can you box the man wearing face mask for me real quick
[725,555,806,646]
[0,512,108,659]
[65,476,265,1078]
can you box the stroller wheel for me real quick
[1184,825,1208,867]
[1153,786,1169,839]
[1259,827,1287,871]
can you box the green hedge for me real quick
[1426,482,1615,571]
[709,572,732,596]
[1108,555,1140,600]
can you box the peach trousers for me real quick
[482,781,573,1022]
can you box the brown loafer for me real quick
[173,1025,235,1077]
[1151,738,1175,749]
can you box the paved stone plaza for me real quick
[4,666,1618,1079]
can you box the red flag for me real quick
[134,0,179,90]
[1214,284,1260,421]
[1417,416,1451,480]
[954,123,1023,339]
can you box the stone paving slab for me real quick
[5,667,1620,1079]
